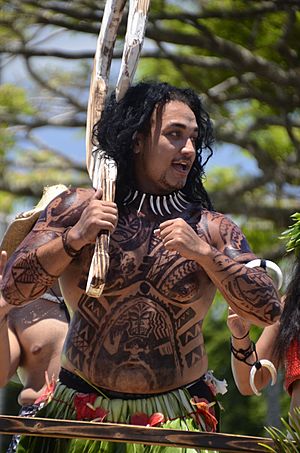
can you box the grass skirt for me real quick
[16,383,219,453]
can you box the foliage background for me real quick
[1,0,300,447]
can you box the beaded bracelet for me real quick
[62,227,81,258]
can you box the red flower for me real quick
[130,412,149,426]
[130,412,165,427]
[148,412,165,427]
[191,397,218,432]
[74,393,108,422]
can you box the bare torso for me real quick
[60,195,251,393]
[9,297,68,405]
[2,187,274,396]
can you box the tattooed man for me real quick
[1,82,281,453]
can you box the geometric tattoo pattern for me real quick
[3,188,281,392]
[9,252,55,304]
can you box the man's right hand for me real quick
[66,189,118,251]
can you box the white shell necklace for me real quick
[122,190,189,216]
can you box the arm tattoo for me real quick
[2,251,56,305]
[211,250,281,324]
[1,188,93,305]
[197,211,281,324]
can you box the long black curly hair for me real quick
[276,258,300,361]
[92,81,214,209]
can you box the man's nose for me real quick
[181,138,195,154]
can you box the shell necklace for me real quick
[123,189,189,216]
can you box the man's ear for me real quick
[133,132,143,154]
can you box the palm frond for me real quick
[280,212,300,257]
[260,408,300,452]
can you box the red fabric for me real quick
[285,339,300,395]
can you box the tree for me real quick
[1,0,300,256]
[0,0,298,437]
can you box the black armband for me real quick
[231,330,250,340]
[230,338,259,367]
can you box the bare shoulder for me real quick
[198,209,255,259]
[47,187,94,212]
[63,187,95,205]
[33,187,95,231]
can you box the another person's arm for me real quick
[0,250,21,386]
[227,307,280,395]
[1,188,118,306]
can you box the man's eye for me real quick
[168,131,180,138]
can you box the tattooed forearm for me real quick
[210,252,281,324]
[195,211,281,325]
[1,251,57,305]
[1,189,93,306]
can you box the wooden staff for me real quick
[86,0,151,297]
[86,152,117,297]
[0,415,275,452]
[86,0,126,179]
[115,0,151,102]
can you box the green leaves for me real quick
[261,408,300,452]
[0,84,35,117]
[280,212,300,257]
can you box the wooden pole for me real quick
[86,0,127,178]
[0,415,275,452]
[85,0,150,297]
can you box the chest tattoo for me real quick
[65,205,209,387]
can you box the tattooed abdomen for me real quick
[64,208,214,391]
[65,280,209,391]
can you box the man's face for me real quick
[134,100,198,195]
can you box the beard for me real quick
[158,175,186,194]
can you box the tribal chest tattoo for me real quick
[65,202,215,391]
[64,195,280,391]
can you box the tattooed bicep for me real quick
[220,217,251,249]
[197,210,252,257]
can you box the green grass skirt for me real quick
[16,383,218,453]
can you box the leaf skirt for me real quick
[16,382,219,453]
